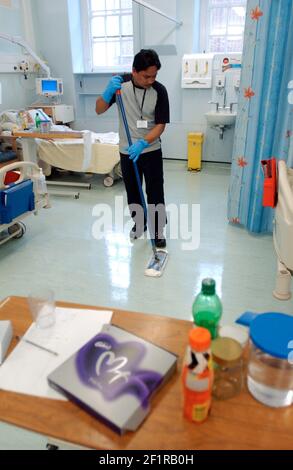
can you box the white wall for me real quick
[30,0,76,107]
[0,0,36,111]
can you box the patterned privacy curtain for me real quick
[228,0,293,233]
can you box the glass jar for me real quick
[247,342,293,407]
[247,312,293,408]
[211,337,243,400]
[218,324,249,350]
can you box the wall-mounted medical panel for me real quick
[182,54,214,89]
[0,53,36,73]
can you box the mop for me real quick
[116,90,168,277]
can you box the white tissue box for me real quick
[0,321,13,364]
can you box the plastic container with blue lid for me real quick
[247,312,293,407]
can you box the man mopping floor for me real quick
[96,49,170,277]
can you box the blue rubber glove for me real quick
[128,139,149,163]
[102,75,123,104]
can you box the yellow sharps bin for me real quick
[188,132,204,171]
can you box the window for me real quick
[200,0,247,53]
[83,0,134,71]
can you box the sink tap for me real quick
[229,102,238,112]
[208,101,219,112]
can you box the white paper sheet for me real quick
[0,307,113,400]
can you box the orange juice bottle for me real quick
[182,327,213,423]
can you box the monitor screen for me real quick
[42,79,58,93]
[36,78,63,96]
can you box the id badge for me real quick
[137,120,148,129]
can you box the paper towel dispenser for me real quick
[182,53,214,89]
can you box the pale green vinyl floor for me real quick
[0,160,292,449]
[1,160,292,320]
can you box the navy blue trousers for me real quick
[120,148,167,234]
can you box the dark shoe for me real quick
[154,234,166,249]
[130,224,147,240]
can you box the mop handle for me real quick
[116,91,132,147]
[116,91,156,251]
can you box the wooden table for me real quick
[0,296,292,450]
[11,131,88,197]
[11,131,83,166]
[1,131,82,163]
[13,131,83,140]
[0,132,82,170]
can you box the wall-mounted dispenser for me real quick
[215,74,226,90]
[182,54,214,89]
[233,73,241,91]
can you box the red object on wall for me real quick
[261,158,277,208]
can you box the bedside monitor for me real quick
[36,78,63,96]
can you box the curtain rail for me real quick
[132,0,183,26]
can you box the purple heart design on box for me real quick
[75,332,163,407]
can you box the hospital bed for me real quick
[273,160,293,300]
[0,109,121,188]
[35,131,122,187]
[0,161,49,246]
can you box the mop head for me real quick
[145,249,168,277]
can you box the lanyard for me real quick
[132,83,147,120]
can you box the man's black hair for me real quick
[132,49,161,72]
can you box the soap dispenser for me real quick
[215,74,225,90]
[233,75,241,91]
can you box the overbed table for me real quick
[0,296,292,450]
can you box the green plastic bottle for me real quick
[192,278,222,339]
[35,112,41,130]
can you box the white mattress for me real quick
[36,133,120,175]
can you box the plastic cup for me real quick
[28,288,56,328]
